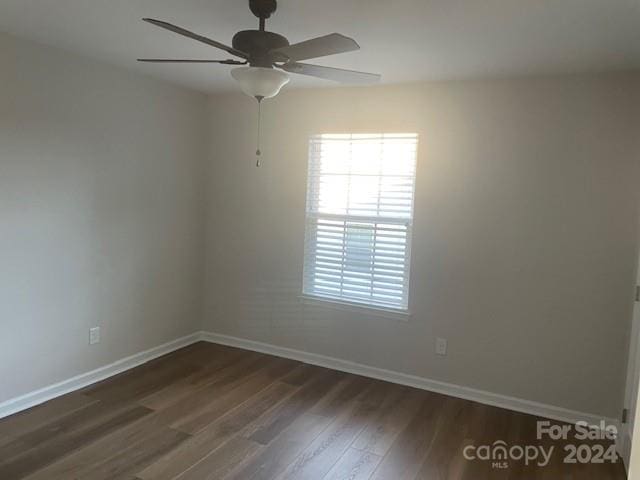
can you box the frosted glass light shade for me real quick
[231,67,290,100]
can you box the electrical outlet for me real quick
[89,327,100,345]
[436,337,447,356]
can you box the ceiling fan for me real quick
[138,0,381,100]
[139,0,380,165]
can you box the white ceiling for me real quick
[1,0,639,93]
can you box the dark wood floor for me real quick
[0,342,626,479]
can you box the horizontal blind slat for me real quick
[303,133,417,311]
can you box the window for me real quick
[302,133,418,312]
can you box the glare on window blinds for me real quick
[303,134,418,311]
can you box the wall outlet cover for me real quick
[89,327,100,345]
[436,337,447,356]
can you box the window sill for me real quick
[298,294,411,321]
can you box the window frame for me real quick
[301,133,418,315]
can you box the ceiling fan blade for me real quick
[280,62,381,84]
[143,18,248,59]
[271,33,359,62]
[138,58,247,65]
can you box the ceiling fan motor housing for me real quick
[233,30,289,68]
[249,0,277,19]
[138,0,380,83]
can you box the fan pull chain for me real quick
[255,97,263,167]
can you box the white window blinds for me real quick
[302,133,418,311]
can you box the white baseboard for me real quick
[0,333,201,420]
[1,329,624,460]
[201,331,618,437]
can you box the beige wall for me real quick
[0,33,208,403]
[2,30,638,421]
[204,74,640,418]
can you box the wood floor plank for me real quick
[139,346,247,410]
[82,358,202,405]
[1,400,148,460]
[0,435,31,463]
[227,413,333,480]
[459,403,506,480]
[77,343,205,400]
[1,344,626,480]
[352,385,424,457]
[529,424,569,480]
[24,410,187,480]
[0,405,152,479]
[358,380,395,410]
[308,374,373,418]
[0,392,98,438]
[370,392,446,480]
[275,396,381,480]
[75,427,188,480]
[136,381,297,480]
[174,436,262,480]
[495,411,528,479]
[149,353,274,428]
[178,342,246,367]
[322,448,382,480]
[173,357,300,434]
[245,368,345,445]
[413,396,474,480]
[0,432,15,448]
[280,364,327,387]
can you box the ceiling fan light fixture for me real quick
[231,66,290,100]
[139,1,379,165]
